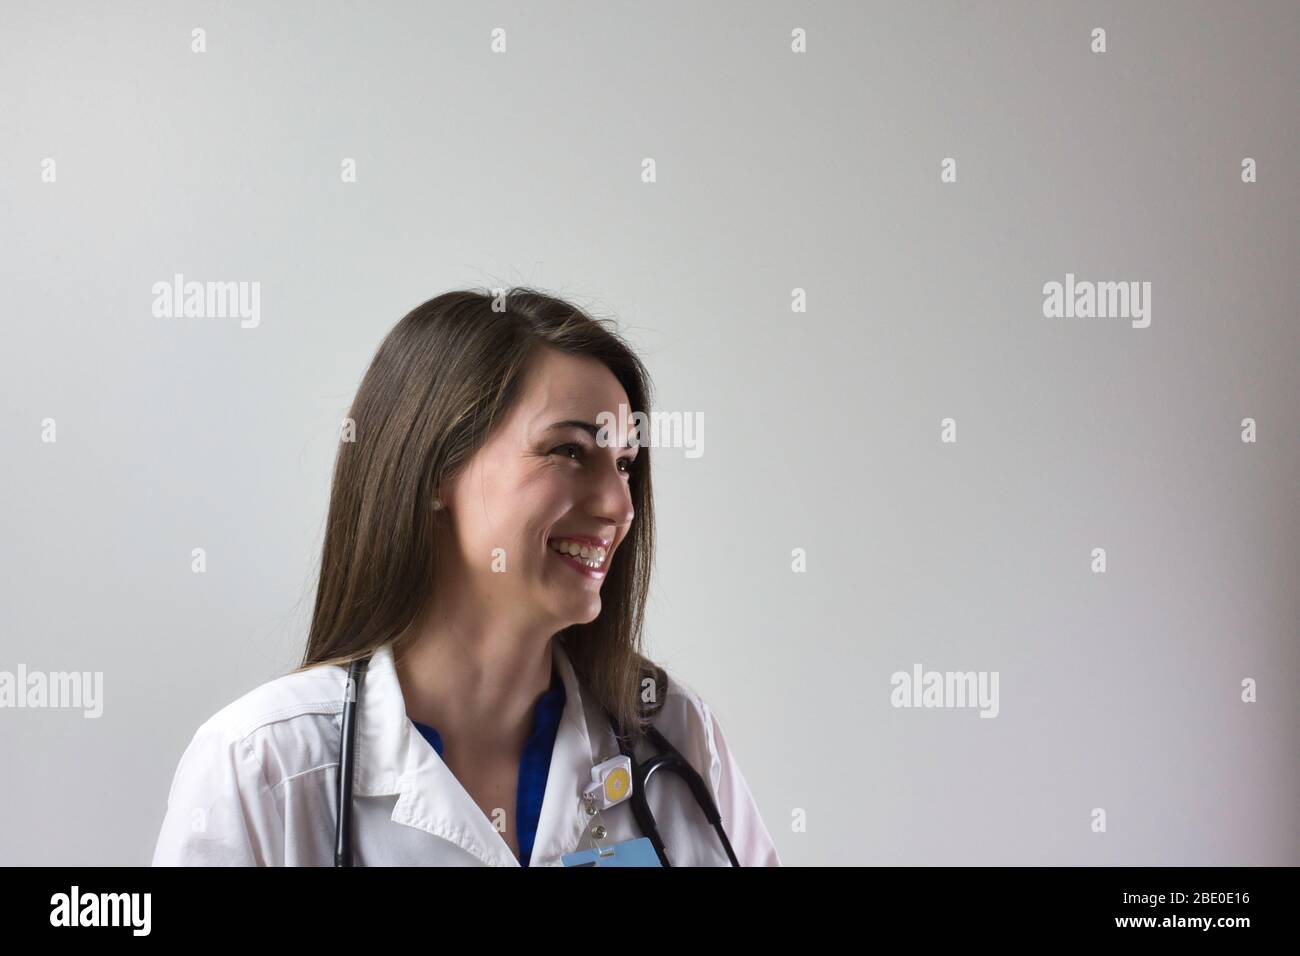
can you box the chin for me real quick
[555,599,602,627]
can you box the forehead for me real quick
[515,347,633,431]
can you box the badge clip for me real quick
[582,753,633,811]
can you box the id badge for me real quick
[562,837,662,867]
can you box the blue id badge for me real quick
[562,837,663,867]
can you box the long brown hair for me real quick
[297,287,665,740]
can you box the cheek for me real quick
[520,469,573,515]
[496,472,573,554]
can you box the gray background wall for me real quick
[0,0,1296,865]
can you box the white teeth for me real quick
[549,539,607,569]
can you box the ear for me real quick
[430,472,454,514]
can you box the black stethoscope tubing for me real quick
[334,656,740,867]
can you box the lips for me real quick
[547,534,613,578]
[548,534,612,550]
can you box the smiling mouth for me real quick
[547,537,609,575]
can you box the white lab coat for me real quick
[151,640,781,866]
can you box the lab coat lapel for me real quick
[526,638,599,866]
[352,638,600,867]
[353,642,519,866]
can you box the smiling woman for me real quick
[305,289,657,742]
[151,287,781,867]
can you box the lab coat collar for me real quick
[351,638,597,866]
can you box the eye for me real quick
[551,443,637,478]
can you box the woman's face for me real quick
[436,346,639,632]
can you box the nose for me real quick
[583,457,636,532]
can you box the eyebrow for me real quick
[544,419,639,451]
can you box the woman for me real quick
[151,288,781,866]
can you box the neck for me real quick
[394,573,558,760]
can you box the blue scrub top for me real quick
[411,665,566,867]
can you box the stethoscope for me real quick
[334,656,741,867]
